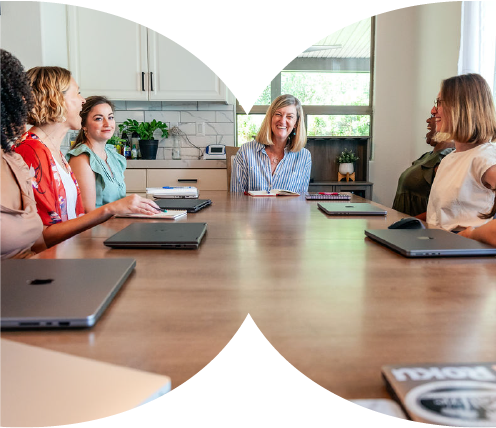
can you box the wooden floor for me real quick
[3,191,496,399]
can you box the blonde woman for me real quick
[426,73,496,231]
[231,94,311,193]
[15,66,160,249]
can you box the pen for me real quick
[319,192,339,195]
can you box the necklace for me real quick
[270,157,279,165]
[37,127,69,173]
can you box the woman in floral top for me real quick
[15,66,160,250]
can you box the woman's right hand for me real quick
[108,194,161,216]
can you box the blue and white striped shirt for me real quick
[231,140,312,193]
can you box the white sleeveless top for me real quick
[426,142,496,231]
[54,159,77,220]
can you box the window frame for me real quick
[236,17,375,144]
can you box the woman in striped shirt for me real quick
[231,94,311,193]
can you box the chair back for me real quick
[226,146,240,191]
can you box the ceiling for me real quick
[298,18,371,59]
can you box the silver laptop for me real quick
[1,339,171,427]
[318,202,387,216]
[365,228,496,257]
[1,258,136,329]
[104,222,207,249]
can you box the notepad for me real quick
[246,189,300,197]
[116,210,187,219]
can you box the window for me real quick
[237,17,374,144]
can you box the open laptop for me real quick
[318,202,387,216]
[154,198,212,213]
[104,222,207,249]
[1,339,171,427]
[365,228,496,257]
[1,258,136,329]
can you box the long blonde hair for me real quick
[256,94,307,152]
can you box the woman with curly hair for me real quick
[1,49,44,258]
[14,66,160,249]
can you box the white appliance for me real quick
[203,144,226,160]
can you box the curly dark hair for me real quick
[1,49,34,152]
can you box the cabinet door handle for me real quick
[141,72,145,91]
[150,72,154,92]
[178,179,198,183]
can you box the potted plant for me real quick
[106,135,127,154]
[337,148,359,175]
[119,119,169,160]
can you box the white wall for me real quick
[371,2,462,207]
[0,1,68,69]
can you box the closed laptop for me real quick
[155,198,212,213]
[318,202,387,216]
[365,228,496,257]
[104,222,207,249]
[1,258,136,329]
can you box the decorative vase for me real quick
[338,162,354,175]
[172,135,182,160]
[139,140,159,160]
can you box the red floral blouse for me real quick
[14,132,85,226]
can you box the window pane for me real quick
[237,114,265,144]
[307,115,370,136]
[281,72,369,106]
[255,85,271,105]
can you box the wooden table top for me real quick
[3,191,496,399]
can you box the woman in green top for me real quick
[67,96,126,212]
[392,114,455,216]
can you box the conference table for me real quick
[3,191,496,402]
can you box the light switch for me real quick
[197,122,205,136]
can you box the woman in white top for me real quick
[426,73,496,231]
[15,66,160,250]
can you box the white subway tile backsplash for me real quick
[178,122,196,135]
[217,135,235,146]
[180,111,216,123]
[114,111,144,123]
[145,111,181,123]
[186,136,217,147]
[216,111,234,123]
[162,102,198,110]
[206,123,234,135]
[112,101,127,110]
[126,101,162,111]
[198,102,233,111]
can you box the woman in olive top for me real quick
[67,96,126,212]
[392,114,454,216]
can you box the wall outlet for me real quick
[197,122,205,136]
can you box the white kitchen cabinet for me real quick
[67,6,230,102]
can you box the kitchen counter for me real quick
[126,160,226,169]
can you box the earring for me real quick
[293,128,296,136]
[61,116,66,123]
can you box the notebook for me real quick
[154,198,212,213]
[318,202,387,216]
[146,186,198,198]
[1,258,136,329]
[1,339,171,427]
[104,222,207,249]
[305,192,351,200]
[382,361,496,426]
[365,228,496,257]
[115,210,187,220]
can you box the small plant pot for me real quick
[139,139,159,160]
[338,162,354,175]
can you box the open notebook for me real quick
[116,210,187,219]
[245,189,299,197]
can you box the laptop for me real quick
[104,222,207,249]
[318,202,387,216]
[154,198,212,213]
[1,258,136,329]
[1,339,171,427]
[365,228,496,257]
[146,186,199,199]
